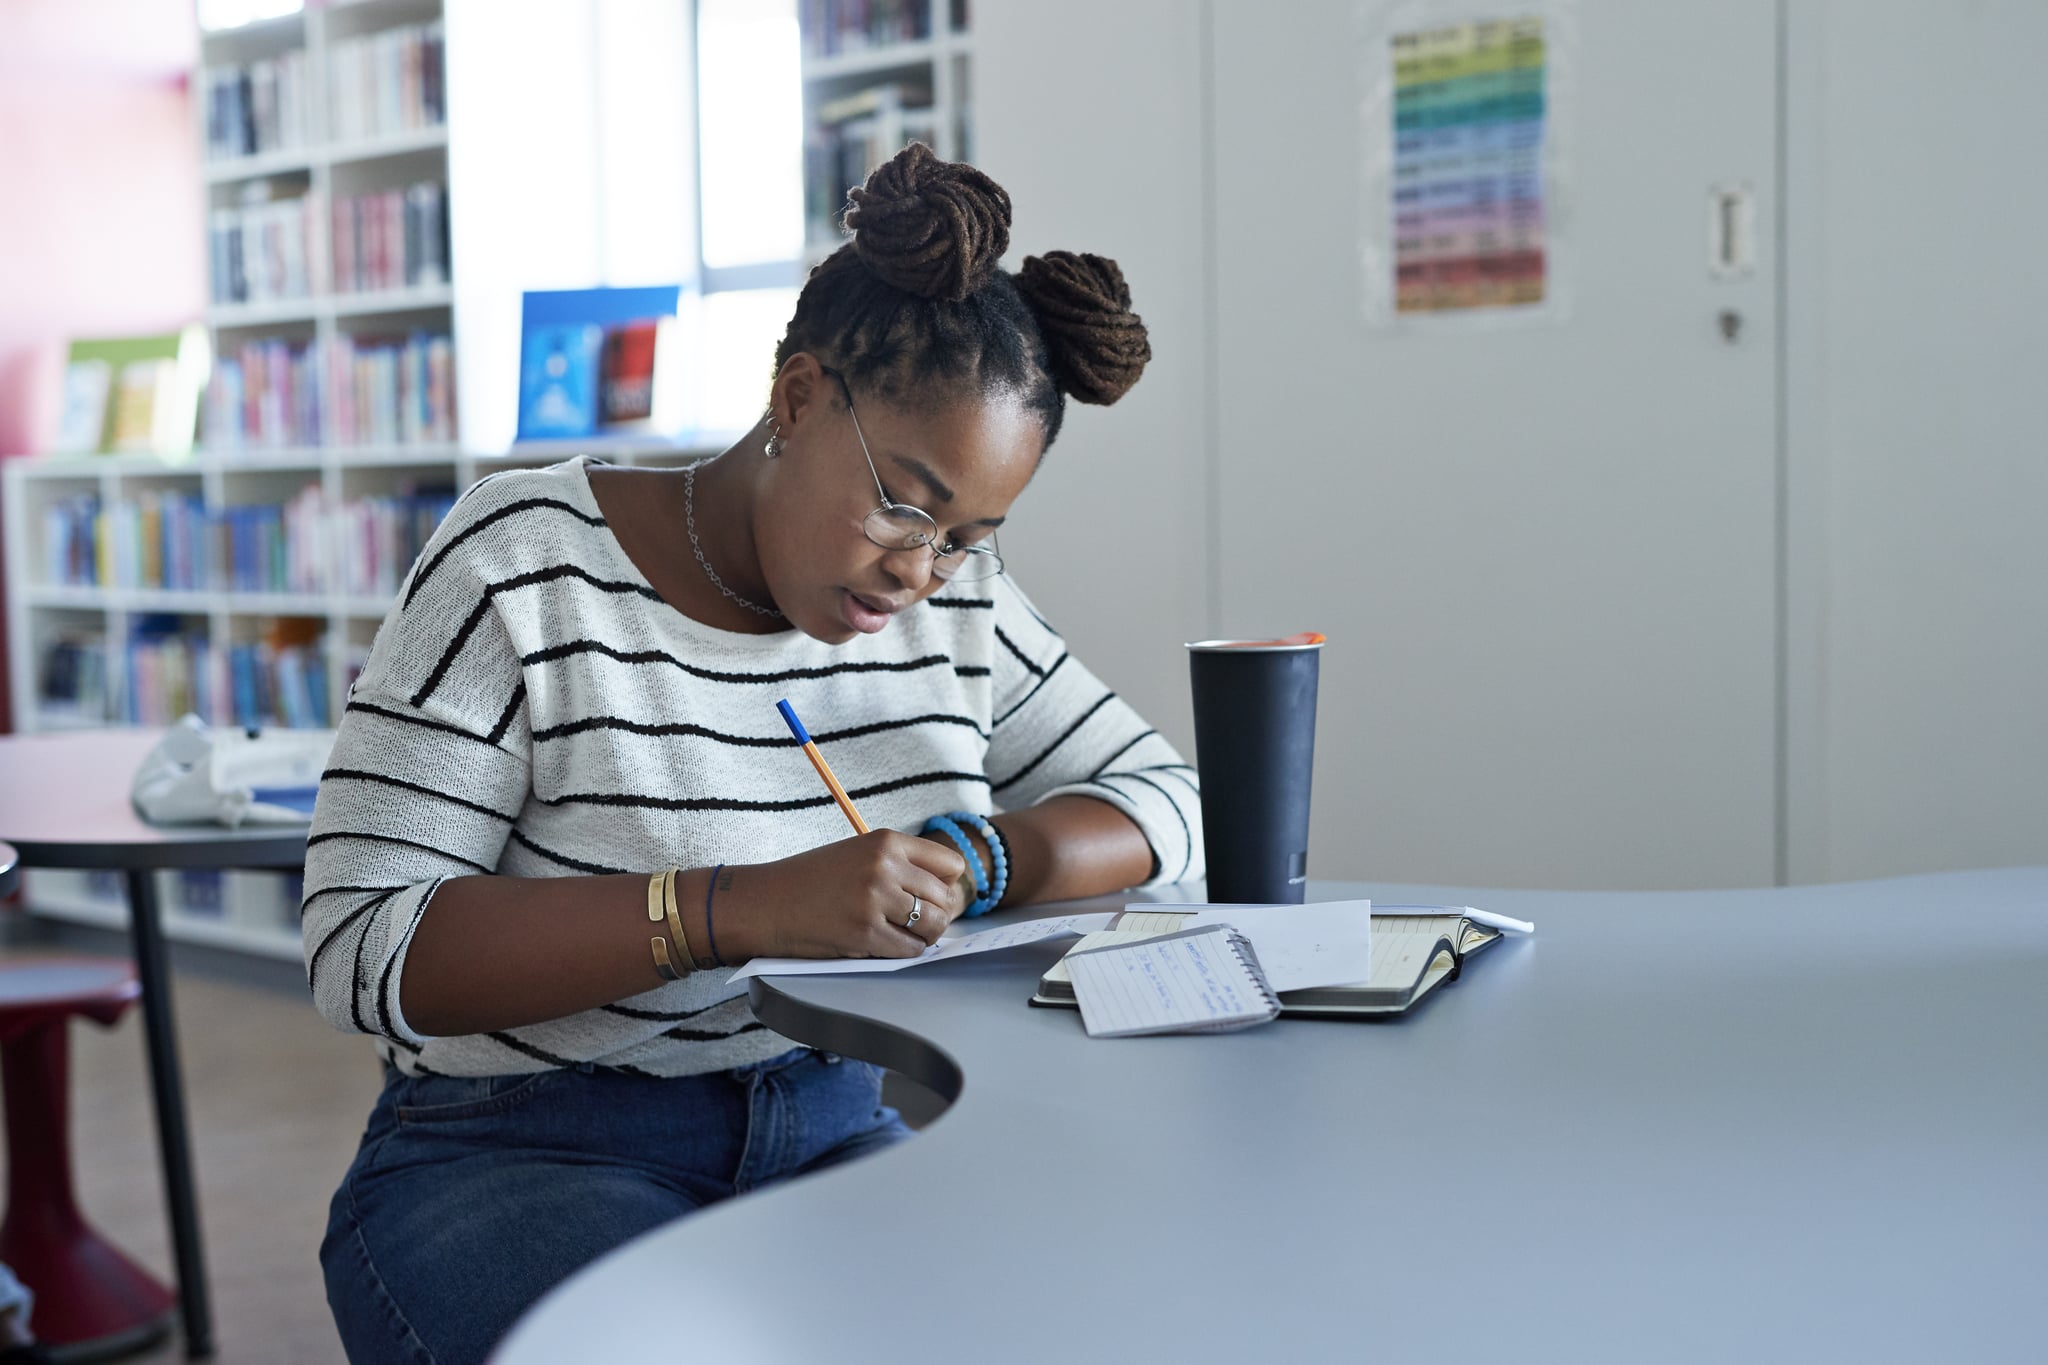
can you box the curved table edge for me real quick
[747,976,965,1103]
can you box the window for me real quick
[691,0,804,431]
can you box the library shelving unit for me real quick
[801,0,974,265]
[1,0,726,958]
[2,435,724,959]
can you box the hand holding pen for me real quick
[707,698,966,955]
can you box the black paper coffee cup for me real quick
[1187,634,1324,904]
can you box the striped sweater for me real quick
[302,458,1203,1078]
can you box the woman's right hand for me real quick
[713,831,971,962]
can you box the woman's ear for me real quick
[771,353,833,430]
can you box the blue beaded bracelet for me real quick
[948,811,1009,916]
[921,815,988,908]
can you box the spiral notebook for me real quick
[1065,924,1281,1037]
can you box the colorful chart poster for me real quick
[1383,16,1552,317]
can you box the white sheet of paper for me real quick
[1117,901,1374,993]
[728,911,1117,982]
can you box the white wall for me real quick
[972,0,1215,758]
[1784,0,2048,882]
[978,0,1783,890]
[977,0,2048,890]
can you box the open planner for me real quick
[1034,908,1503,1018]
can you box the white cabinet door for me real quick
[1785,1,2048,882]
[1211,0,1780,888]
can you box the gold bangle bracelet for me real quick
[650,934,682,981]
[661,868,696,972]
[647,871,667,926]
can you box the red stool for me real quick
[0,956,175,1357]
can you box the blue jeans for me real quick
[321,1048,910,1364]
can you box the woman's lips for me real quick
[842,590,894,634]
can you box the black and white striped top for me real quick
[302,458,1204,1078]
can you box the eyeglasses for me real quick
[819,366,1005,582]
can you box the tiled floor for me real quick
[3,945,380,1364]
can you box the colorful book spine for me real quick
[206,337,323,450]
[325,331,457,446]
[203,51,312,161]
[331,182,448,294]
[209,191,318,305]
[38,632,110,722]
[112,618,333,729]
[800,0,935,57]
[44,485,457,598]
[44,494,101,586]
[327,20,445,143]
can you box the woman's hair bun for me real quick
[1014,251,1151,406]
[845,142,1011,303]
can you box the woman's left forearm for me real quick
[988,795,1156,907]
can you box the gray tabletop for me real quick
[0,731,306,870]
[499,869,2048,1364]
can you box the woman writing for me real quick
[307,143,1203,1364]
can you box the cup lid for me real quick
[1186,632,1326,652]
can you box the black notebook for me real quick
[1032,908,1501,1017]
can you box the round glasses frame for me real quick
[819,367,1004,582]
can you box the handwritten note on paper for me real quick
[1066,926,1281,1037]
[728,912,1117,982]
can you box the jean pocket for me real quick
[394,1070,564,1125]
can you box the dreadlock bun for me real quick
[845,142,1011,303]
[1014,251,1151,405]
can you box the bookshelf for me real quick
[801,0,974,263]
[3,0,725,956]
[2,437,723,952]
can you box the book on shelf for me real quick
[41,484,457,599]
[49,331,207,457]
[203,52,311,161]
[1032,907,1504,1017]
[39,632,111,724]
[328,19,446,143]
[516,287,683,441]
[800,0,940,58]
[201,330,454,449]
[206,336,324,449]
[210,184,317,305]
[325,329,458,446]
[805,84,937,237]
[112,615,332,730]
[330,181,449,294]
[54,357,113,454]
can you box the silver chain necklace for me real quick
[683,461,784,619]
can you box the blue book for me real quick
[515,286,681,441]
[231,644,258,729]
[516,324,602,439]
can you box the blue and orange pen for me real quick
[776,699,870,835]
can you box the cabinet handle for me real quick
[1709,184,1756,278]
